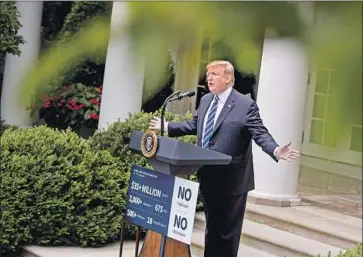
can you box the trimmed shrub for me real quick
[0,126,129,253]
[89,110,197,163]
[299,243,362,257]
[332,243,362,257]
[0,119,18,136]
[337,243,362,257]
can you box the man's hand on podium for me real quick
[149,117,168,132]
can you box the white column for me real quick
[250,38,309,206]
[98,2,145,129]
[1,1,43,127]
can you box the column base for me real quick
[248,192,302,207]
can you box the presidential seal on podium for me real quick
[141,129,158,158]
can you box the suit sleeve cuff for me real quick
[273,147,279,160]
[164,122,169,135]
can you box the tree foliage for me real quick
[41,1,72,51]
[0,1,24,56]
[0,1,24,98]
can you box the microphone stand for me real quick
[160,91,180,137]
[157,90,195,257]
[157,92,180,257]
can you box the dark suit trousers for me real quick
[201,190,248,257]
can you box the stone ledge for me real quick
[194,212,343,257]
[247,195,302,207]
[245,203,362,249]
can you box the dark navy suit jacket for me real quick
[168,88,279,196]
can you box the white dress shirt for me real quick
[202,86,232,138]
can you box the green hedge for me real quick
[0,119,18,136]
[0,111,201,254]
[303,243,362,257]
[0,126,128,253]
[327,244,362,257]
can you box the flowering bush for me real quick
[39,83,102,129]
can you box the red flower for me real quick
[70,100,77,106]
[90,112,99,120]
[43,100,52,108]
[60,99,66,103]
[67,104,74,110]
[97,84,103,93]
[90,99,99,105]
[56,114,60,118]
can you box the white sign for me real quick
[167,177,200,245]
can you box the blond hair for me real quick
[206,60,235,84]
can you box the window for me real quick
[309,69,339,147]
[308,68,362,155]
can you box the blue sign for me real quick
[124,165,199,245]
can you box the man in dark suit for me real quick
[149,60,300,257]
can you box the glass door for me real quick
[302,68,362,166]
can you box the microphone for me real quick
[169,90,196,102]
[179,90,196,98]
[160,90,196,136]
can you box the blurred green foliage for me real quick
[311,2,362,129]
[55,1,112,87]
[19,2,361,133]
[23,16,111,115]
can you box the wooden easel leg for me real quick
[135,226,141,257]
[138,231,191,257]
[119,218,125,257]
[159,236,167,257]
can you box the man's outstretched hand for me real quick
[149,117,161,130]
[275,142,300,161]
